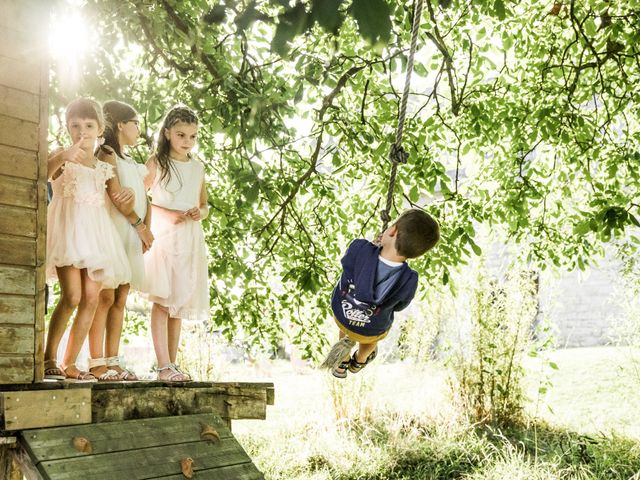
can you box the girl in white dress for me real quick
[88,100,154,381]
[144,105,209,382]
[45,98,132,381]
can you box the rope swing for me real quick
[380,0,425,231]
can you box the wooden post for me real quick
[0,0,49,384]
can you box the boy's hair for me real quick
[154,104,199,186]
[393,209,440,258]
[65,98,104,130]
[102,100,137,157]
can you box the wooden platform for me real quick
[0,382,274,479]
[0,381,275,431]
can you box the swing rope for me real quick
[380,0,424,231]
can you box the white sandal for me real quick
[156,364,190,382]
[88,358,120,382]
[62,363,98,383]
[170,363,192,381]
[106,356,138,381]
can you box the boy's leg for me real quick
[355,341,378,364]
[332,327,352,378]
[348,340,379,373]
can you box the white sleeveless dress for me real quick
[144,158,209,321]
[109,154,148,291]
[46,161,131,289]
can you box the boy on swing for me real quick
[323,209,439,378]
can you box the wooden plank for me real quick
[0,2,43,33]
[156,463,263,480]
[0,114,38,151]
[0,85,39,123]
[92,384,272,423]
[0,176,37,208]
[40,441,254,480]
[0,57,40,95]
[0,356,33,384]
[21,413,231,461]
[33,282,45,383]
[0,26,36,61]
[0,145,38,180]
[0,234,36,267]
[0,205,37,238]
[1,389,91,431]
[0,266,35,295]
[0,326,34,355]
[34,54,48,384]
[5,441,45,480]
[0,294,35,324]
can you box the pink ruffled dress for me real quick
[46,161,131,288]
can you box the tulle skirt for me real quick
[111,210,145,291]
[143,213,209,321]
[46,197,131,289]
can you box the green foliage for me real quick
[49,0,640,354]
[452,265,539,425]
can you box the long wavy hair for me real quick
[102,100,137,158]
[154,105,199,187]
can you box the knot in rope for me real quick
[389,143,409,164]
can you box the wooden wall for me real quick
[0,1,49,384]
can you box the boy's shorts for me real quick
[334,317,389,344]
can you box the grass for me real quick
[227,347,640,479]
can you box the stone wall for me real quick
[539,256,623,347]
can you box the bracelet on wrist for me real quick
[131,217,143,227]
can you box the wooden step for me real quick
[19,413,263,479]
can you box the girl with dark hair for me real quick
[144,105,209,382]
[87,100,153,381]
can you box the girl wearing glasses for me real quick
[87,100,153,381]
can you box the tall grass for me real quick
[451,265,539,425]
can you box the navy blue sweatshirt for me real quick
[332,239,419,337]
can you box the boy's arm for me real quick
[339,239,364,280]
[393,273,419,312]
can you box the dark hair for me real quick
[154,104,199,186]
[393,209,440,258]
[65,98,104,130]
[102,100,137,157]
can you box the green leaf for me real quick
[493,0,506,20]
[271,4,309,56]
[350,0,392,49]
[312,0,344,33]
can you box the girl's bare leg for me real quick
[151,302,170,367]
[88,288,115,377]
[167,316,182,364]
[44,266,82,364]
[105,283,130,366]
[62,269,102,377]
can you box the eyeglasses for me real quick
[126,119,140,127]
